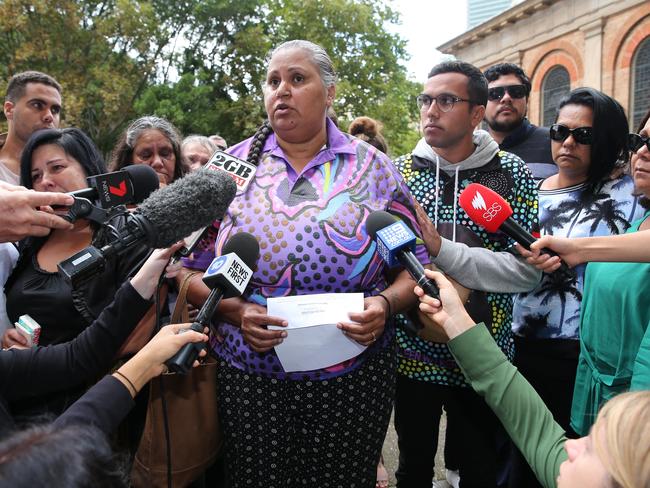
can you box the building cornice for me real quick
[438,0,559,51]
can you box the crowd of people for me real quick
[0,36,648,488]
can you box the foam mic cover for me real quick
[125,165,161,203]
[366,210,439,300]
[135,167,237,248]
[366,210,397,241]
[68,164,160,208]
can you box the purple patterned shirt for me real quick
[192,119,429,380]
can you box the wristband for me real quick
[114,370,137,397]
[377,293,392,319]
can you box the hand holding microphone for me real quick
[59,165,160,224]
[458,183,575,278]
[366,211,440,299]
[58,168,237,285]
[166,232,260,374]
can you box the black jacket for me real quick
[0,281,151,438]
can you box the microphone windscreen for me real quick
[223,232,259,269]
[124,165,160,203]
[458,183,513,233]
[366,210,397,239]
[137,169,237,248]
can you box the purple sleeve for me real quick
[387,161,431,267]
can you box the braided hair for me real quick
[246,120,273,165]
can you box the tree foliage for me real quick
[0,0,420,156]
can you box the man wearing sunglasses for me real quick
[483,63,556,181]
[392,60,540,488]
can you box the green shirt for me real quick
[449,324,567,488]
[571,212,650,435]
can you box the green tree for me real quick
[135,0,420,155]
[0,0,196,152]
[0,0,419,155]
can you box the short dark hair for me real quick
[20,128,107,189]
[427,61,488,107]
[0,423,127,487]
[556,87,629,192]
[6,71,62,103]
[483,63,531,95]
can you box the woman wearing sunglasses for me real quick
[510,87,645,485]
[518,105,650,438]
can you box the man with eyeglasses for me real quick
[392,60,540,488]
[483,63,556,181]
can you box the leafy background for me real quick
[0,0,421,157]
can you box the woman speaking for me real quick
[183,40,427,487]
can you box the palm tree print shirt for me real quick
[513,176,644,340]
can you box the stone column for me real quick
[581,19,604,90]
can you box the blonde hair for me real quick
[592,390,650,488]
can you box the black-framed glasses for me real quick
[416,94,478,113]
[628,133,650,153]
[487,84,528,101]
[549,124,594,145]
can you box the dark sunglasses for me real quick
[487,84,528,101]
[628,133,650,153]
[549,124,594,145]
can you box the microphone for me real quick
[57,168,237,285]
[57,165,161,224]
[69,165,160,208]
[166,232,259,374]
[458,183,574,277]
[366,211,439,337]
[366,210,440,298]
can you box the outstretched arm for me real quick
[416,270,567,488]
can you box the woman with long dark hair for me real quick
[509,88,645,487]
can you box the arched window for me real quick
[631,36,650,131]
[542,66,570,127]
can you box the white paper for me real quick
[267,293,366,372]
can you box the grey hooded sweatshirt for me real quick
[408,130,541,293]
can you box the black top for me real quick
[0,281,151,438]
[5,215,151,346]
[53,375,134,436]
[6,253,86,345]
[500,119,557,181]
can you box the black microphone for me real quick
[367,211,439,337]
[56,165,161,224]
[366,211,440,300]
[69,165,160,208]
[58,168,237,285]
[166,232,259,374]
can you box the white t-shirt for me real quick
[0,143,23,333]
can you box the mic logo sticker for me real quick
[109,181,127,197]
[470,190,501,222]
[471,191,487,211]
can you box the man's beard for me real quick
[487,114,524,133]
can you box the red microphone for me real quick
[459,183,536,246]
[459,183,574,276]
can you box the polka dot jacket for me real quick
[393,149,538,387]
